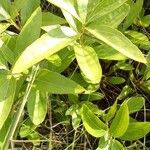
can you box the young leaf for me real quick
[109,101,129,137]
[12,26,78,74]
[34,69,85,94]
[27,89,47,125]
[95,44,127,60]
[109,140,125,150]
[127,96,145,114]
[0,76,16,129]
[141,15,150,27]
[0,23,10,34]
[47,0,81,21]
[74,44,102,84]
[120,122,150,141]
[81,105,107,137]
[15,7,42,54]
[86,25,146,63]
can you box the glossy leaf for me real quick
[120,122,150,141]
[47,0,81,21]
[0,76,16,129]
[127,96,145,114]
[141,15,150,27]
[109,140,125,150]
[77,0,88,23]
[95,44,127,60]
[12,26,78,74]
[81,105,107,137]
[87,0,127,23]
[0,4,10,21]
[74,44,102,84]
[15,7,42,54]
[109,102,129,137]
[0,23,10,34]
[86,25,146,63]
[34,69,85,94]
[89,3,130,28]
[27,89,47,125]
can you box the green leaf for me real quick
[0,54,7,70]
[42,12,66,26]
[123,0,143,30]
[125,30,150,46]
[127,96,145,114]
[27,89,47,125]
[89,3,130,28]
[77,0,88,23]
[120,122,150,141]
[86,25,146,63]
[12,26,78,74]
[0,76,16,129]
[141,15,150,27]
[106,76,125,85]
[21,0,40,25]
[81,105,107,137]
[0,4,10,21]
[15,7,42,54]
[105,100,117,122]
[87,0,127,23]
[47,0,81,21]
[95,44,127,60]
[34,69,85,94]
[117,85,133,100]
[74,44,102,84]
[0,23,10,34]
[109,140,125,150]
[109,101,129,137]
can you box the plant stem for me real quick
[2,66,39,150]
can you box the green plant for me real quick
[0,0,150,149]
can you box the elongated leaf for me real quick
[86,25,146,63]
[87,0,127,23]
[95,45,127,60]
[0,71,10,101]
[27,89,47,125]
[21,0,40,25]
[0,76,16,129]
[123,0,143,30]
[47,0,81,21]
[74,44,102,84]
[0,4,10,21]
[125,30,150,46]
[141,15,150,27]
[109,102,129,137]
[42,12,66,26]
[34,69,85,94]
[77,0,88,23]
[81,105,107,137]
[89,3,130,28]
[106,76,125,85]
[0,23,10,34]
[127,96,145,114]
[15,7,42,54]
[120,122,150,141]
[12,26,78,74]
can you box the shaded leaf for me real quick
[34,69,85,94]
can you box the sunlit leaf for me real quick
[12,26,78,74]
[86,25,146,63]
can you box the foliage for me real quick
[0,0,150,149]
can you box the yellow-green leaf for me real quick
[12,26,78,74]
[74,44,102,84]
[86,25,146,63]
